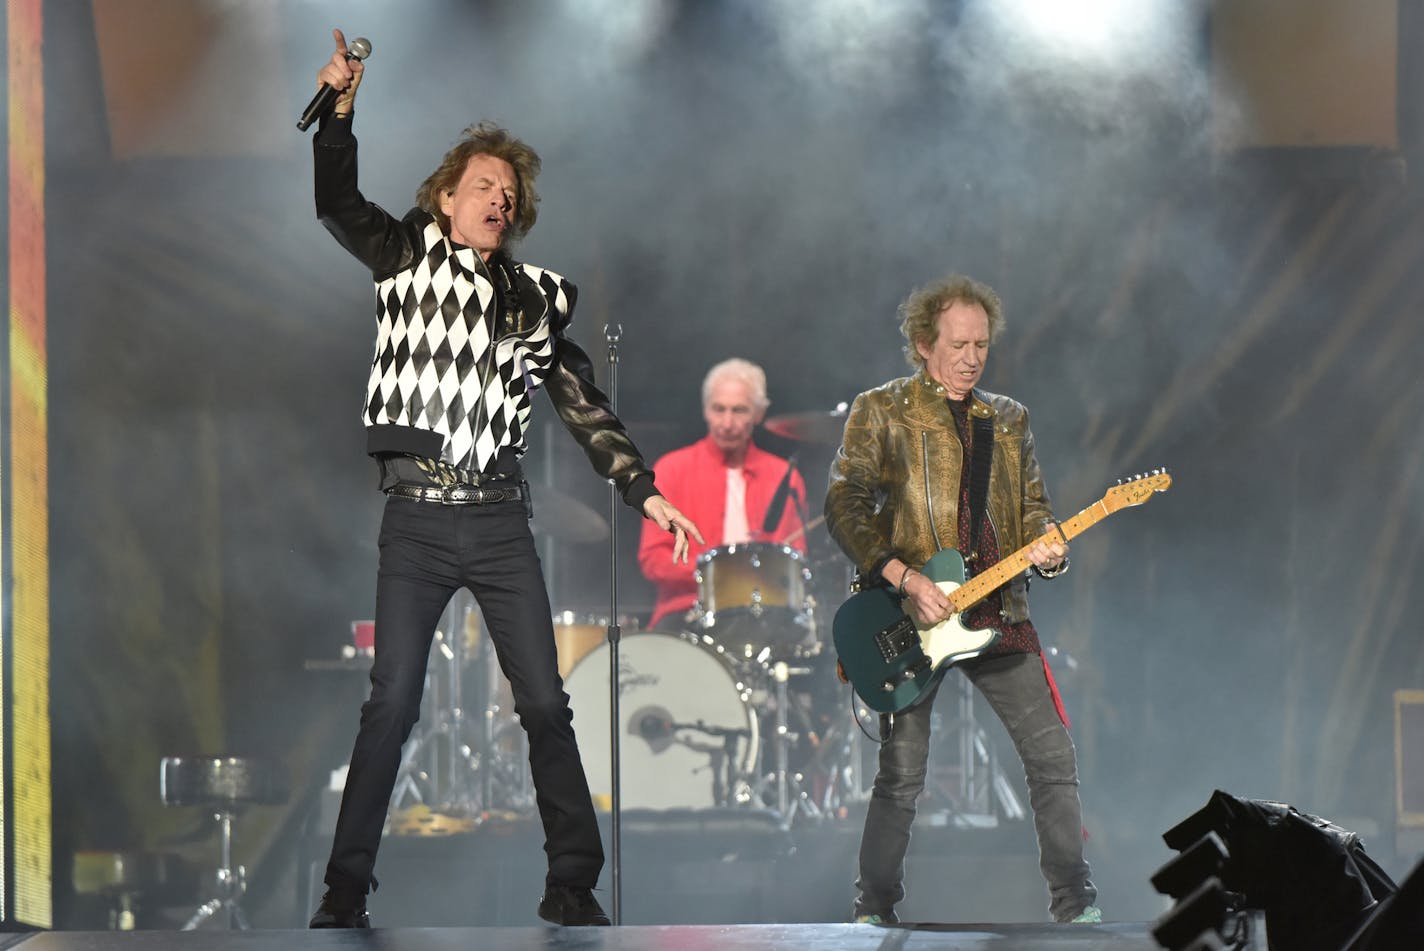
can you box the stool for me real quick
[72,850,195,930]
[159,755,288,930]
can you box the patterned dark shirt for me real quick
[947,398,1041,656]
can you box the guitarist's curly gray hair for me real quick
[899,274,1005,370]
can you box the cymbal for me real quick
[531,485,609,543]
[763,404,849,444]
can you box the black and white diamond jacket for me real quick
[313,115,655,508]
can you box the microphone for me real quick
[297,37,372,131]
[761,455,798,537]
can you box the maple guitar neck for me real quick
[948,499,1109,612]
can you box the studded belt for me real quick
[386,482,527,505]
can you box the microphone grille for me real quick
[349,37,373,60]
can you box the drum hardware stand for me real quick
[773,663,792,819]
[666,719,751,807]
[390,626,463,811]
[389,617,455,809]
[389,663,436,810]
[762,658,867,826]
[477,615,495,810]
[475,616,532,811]
[804,696,872,815]
[810,564,877,812]
[603,323,626,925]
[440,597,475,812]
[832,563,874,807]
[466,595,535,812]
[766,660,812,823]
[184,810,248,929]
[390,591,533,815]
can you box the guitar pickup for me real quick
[874,615,919,664]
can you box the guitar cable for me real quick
[848,685,891,743]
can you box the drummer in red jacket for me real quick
[637,359,808,643]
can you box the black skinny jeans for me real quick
[323,494,603,894]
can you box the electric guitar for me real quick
[832,470,1172,714]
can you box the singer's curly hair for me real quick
[899,273,1005,370]
[416,121,541,242]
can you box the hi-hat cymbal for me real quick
[763,403,849,444]
[531,485,609,543]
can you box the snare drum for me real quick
[563,632,761,809]
[694,543,814,656]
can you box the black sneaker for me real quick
[309,889,371,929]
[537,884,611,926]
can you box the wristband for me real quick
[897,564,915,596]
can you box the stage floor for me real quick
[9,922,1159,951]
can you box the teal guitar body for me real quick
[831,548,998,714]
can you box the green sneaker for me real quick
[1069,905,1103,924]
[854,914,886,925]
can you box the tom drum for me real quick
[694,543,814,656]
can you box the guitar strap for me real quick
[965,413,995,576]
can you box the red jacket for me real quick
[638,436,807,629]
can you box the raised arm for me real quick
[311,28,417,276]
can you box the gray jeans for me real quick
[854,650,1096,923]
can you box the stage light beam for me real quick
[988,0,1189,68]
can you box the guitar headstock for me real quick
[1102,468,1172,512]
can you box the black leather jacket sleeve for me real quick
[543,325,657,511]
[313,113,420,277]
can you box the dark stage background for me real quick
[12,0,1424,930]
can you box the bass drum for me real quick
[552,611,638,679]
[564,632,760,810]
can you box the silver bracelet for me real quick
[897,564,915,596]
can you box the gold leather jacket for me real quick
[824,371,1060,623]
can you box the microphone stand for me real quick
[602,323,624,925]
[761,454,798,539]
[790,483,810,547]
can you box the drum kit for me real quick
[368,405,1036,832]
[562,539,855,822]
